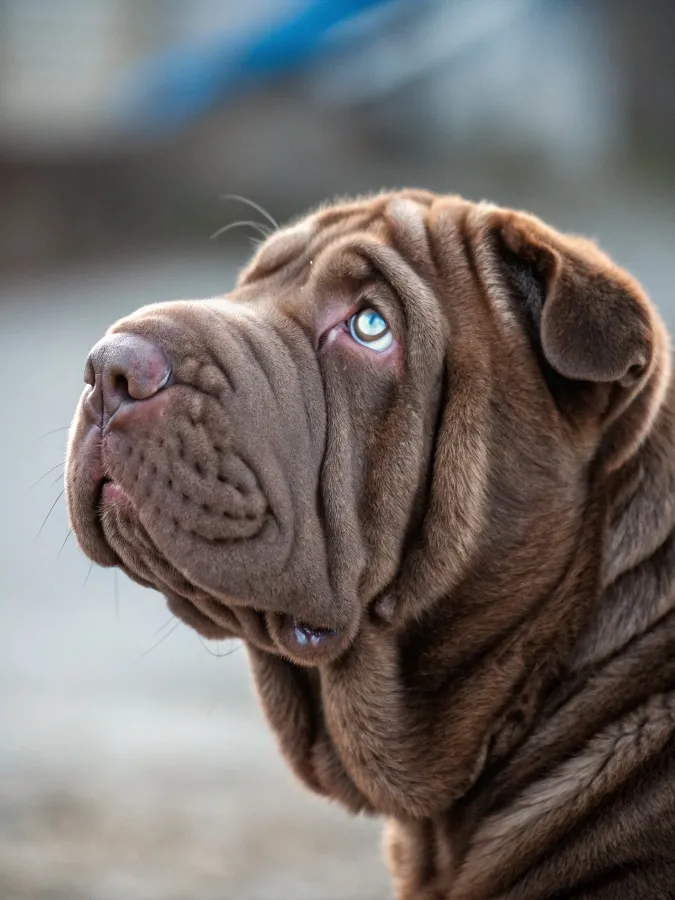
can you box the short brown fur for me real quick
[66,192,675,898]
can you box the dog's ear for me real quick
[486,208,655,387]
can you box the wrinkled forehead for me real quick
[230,191,447,340]
[236,191,437,289]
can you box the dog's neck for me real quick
[250,364,675,891]
[571,384,675,671]
[310,371,675,816]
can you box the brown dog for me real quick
[65,191,675,899]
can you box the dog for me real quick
[65,191,675,899]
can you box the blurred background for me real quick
[2,1,675,898]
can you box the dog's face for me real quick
[65,191,663,669]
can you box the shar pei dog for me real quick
[65,191,675,899]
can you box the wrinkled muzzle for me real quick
[65,298,363,664]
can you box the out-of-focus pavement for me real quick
[3,175,675,900]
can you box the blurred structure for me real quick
[1,0,673,274]
[2,2,675,899]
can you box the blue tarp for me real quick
[118,0,403,132]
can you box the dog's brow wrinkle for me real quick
[464,207,521,331]
[387,197,423,226]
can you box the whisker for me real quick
[58,530,72,556]
[150,614,178,640]
[198,637,242,659]
[37,426,70,440]
[82,561,94,588]
[50,473,65,490]
[28,461,65,492]
[37,489,65,537]
[219,193,279,231]
[210,220,272,242]
[141,620,181,658]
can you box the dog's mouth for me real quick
[99,477,132,510]
[87,473,351,665]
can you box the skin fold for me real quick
[66,191,675,899]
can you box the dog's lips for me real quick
[100,478,133,509]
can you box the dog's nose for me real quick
[85,333,171,420]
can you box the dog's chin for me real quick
[166,592,358,666]
[96,481,359,666]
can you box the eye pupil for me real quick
[355,309,386,340]
[348,306,393,352]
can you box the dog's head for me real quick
[65,192,668,669]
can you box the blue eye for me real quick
[348,308,393,352]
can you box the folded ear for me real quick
[488,208,655,387]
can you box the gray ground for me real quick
[3,177,675,900]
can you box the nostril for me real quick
[112,371,131,400]
[86,332,172,419]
